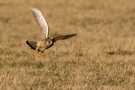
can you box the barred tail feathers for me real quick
[26,40,37,50]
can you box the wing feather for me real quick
[52,34,76,42]
[32,8,49,39]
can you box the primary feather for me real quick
[52,34,76,42]
[32,8,49,39]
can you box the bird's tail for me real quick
[26,40,37,50]
[52,34,76,43]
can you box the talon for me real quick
[38,51,42,55]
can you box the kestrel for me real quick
[26,8,76,54]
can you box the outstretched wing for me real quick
[52,34,76,42]
[32,8,49,39]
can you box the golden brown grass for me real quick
[0,0,135,89]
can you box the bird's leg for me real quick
[36,47,39,51]
[36,47,41,54]
[38,51,42,55]
[38,49,45,55]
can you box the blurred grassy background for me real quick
[0,0,135,89]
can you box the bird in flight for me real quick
[26,8,76,54]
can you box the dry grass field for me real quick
[0,0,135,89]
